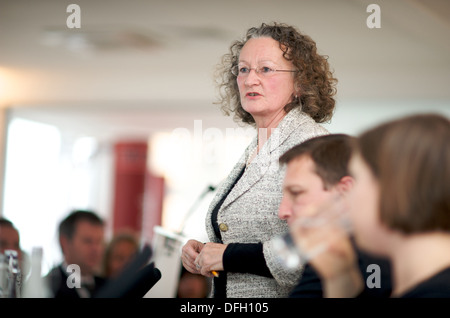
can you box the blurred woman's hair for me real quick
[355,113,450,233]
[102,232,139,277]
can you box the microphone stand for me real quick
[177,184,216,236]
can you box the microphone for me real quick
[94,244,162,298]
[120,263,161,298]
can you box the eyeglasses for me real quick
[232,66,298,78]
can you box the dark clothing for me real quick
[224,243,272,277]
[290,246,392,298]
[46,264,107,298]
[290,264,323,298]
[356,249,392,298]
[400,266,450,298]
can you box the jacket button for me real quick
[219,223,228,232]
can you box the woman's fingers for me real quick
[181,240,227,277]
[181,239,204,274]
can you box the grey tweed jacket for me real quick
[205,107,329,298]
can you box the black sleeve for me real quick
[223,242,273,278]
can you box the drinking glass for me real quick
[273,193,352,269]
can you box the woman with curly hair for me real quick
[181,22,338,298]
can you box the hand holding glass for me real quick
[273,193,352,270]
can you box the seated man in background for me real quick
[278,134,392,297]
[0,217,28,296]
[46,210,107,298]
[0,217,22,259]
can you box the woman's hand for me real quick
[195,242,227,278]
[181,240,227,278]
[291,218,363,297]
[181,239,205,275]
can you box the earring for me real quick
[295,94,302,108]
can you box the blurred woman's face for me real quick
[108,240,137,277]
[348,154,387,255]
[237,37,296,125]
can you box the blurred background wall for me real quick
[0,0,449,277]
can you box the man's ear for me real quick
[337,176,354,193]
[59,235,69,255]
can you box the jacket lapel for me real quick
[219,107,307,211]
[207,146,248,216]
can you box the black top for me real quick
[400,266,450,298]
[211,166,272,298]
[290,242,393,298]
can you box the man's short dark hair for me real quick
[279,134,354,189]
[58,210,104,240]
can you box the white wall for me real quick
[324,99,450,135]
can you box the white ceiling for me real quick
[1,0,450,139]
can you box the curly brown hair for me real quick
[215,22,337,125]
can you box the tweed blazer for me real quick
[205,107,329,298]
